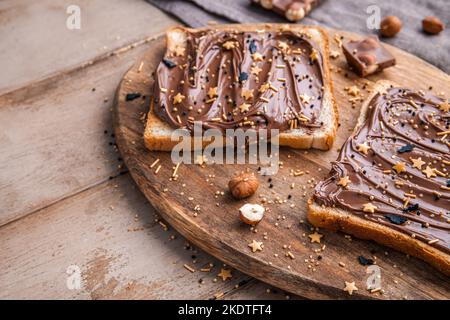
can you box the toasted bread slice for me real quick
[144,24,338,151]
[308,80,450,276]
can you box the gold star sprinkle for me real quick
[223,41,236,50]
[439,100,449,113]
[343,281,358,295]
[356,142,371,155]
[207,86,218,99]
[348,86,360,97]
[362,203,377,213]
[259,82,271,93]
[251,65,262,75]
[393,162,406,174]
[308,232,323,244]
[309,49,319,62]
[241,89,254,101]
[252,52,264,61]
[217,268,232,281]
[248,240,263,252]
[337,176,351,187]
[173,45,185,57]
[410,157,425,170]
[300,94,312,105]
[173,93,185,104]
[422,166,437,178]
[277,41,289,52]
[239,103,251,113]
[330,50,340,59]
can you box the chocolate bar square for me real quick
[343,36,396,77]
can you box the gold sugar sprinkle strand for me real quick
[437,130,450,136]
[150,158,160,168]
[172,162,181,178]
[409,100,418,109]
[155,164,162,174]
[404,193,416,198]
[260,97,270,103]
[183,264,196,273]
[269,85,279,92]
[433,168,446,177]
[440,185,450,191]
[294,171,305,176]
[428,239,439,245]
[138,61,144,73]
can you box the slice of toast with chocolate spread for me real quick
[144,24,338,151]
[308,80,450,275]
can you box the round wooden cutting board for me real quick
[113,25,450,300]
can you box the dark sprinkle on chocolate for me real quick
[447,179,450,188]
[397,143,414,153]
[249,40,257,54]
[385,214,408,225]
[402,203,419,212]
[357,255,374,266]
[162,58,177,69]
[239,72,249,82]
[126,93,142,101]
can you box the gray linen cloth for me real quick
[147,0,450,73]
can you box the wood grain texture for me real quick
[0,0,177,94]
[0,174,265,300]
[113,26,450,299]
[0,2,292,299]
[0,32,177,227]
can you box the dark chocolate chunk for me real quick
[398,144,414,153]
[239,72,249,82]
[125,93,141,101]
[357,255,374,266]
[249,40,257,54]
[402,203,419,212]
[385,214,408,225]
[162,58,177,69]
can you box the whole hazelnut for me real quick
[260,0,273,9]
[228,172,259,199]
[380,16,402,37]
[359,37,379,50]
[285,2,305,22]
[357,53,377,66]
[422,16,445,35]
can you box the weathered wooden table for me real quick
[0,0,293,300]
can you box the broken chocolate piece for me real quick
[343,36,396,77]
[385,214,408,225]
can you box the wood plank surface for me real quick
[0,0,177,94]
[0,2,293,299]
[113,25,450,299]
[0,174,261,300]
[0,31,174,226]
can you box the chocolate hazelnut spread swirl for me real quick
[153,28,325,133]
[314,87,450,253]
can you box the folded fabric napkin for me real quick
[148,0,449,73]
